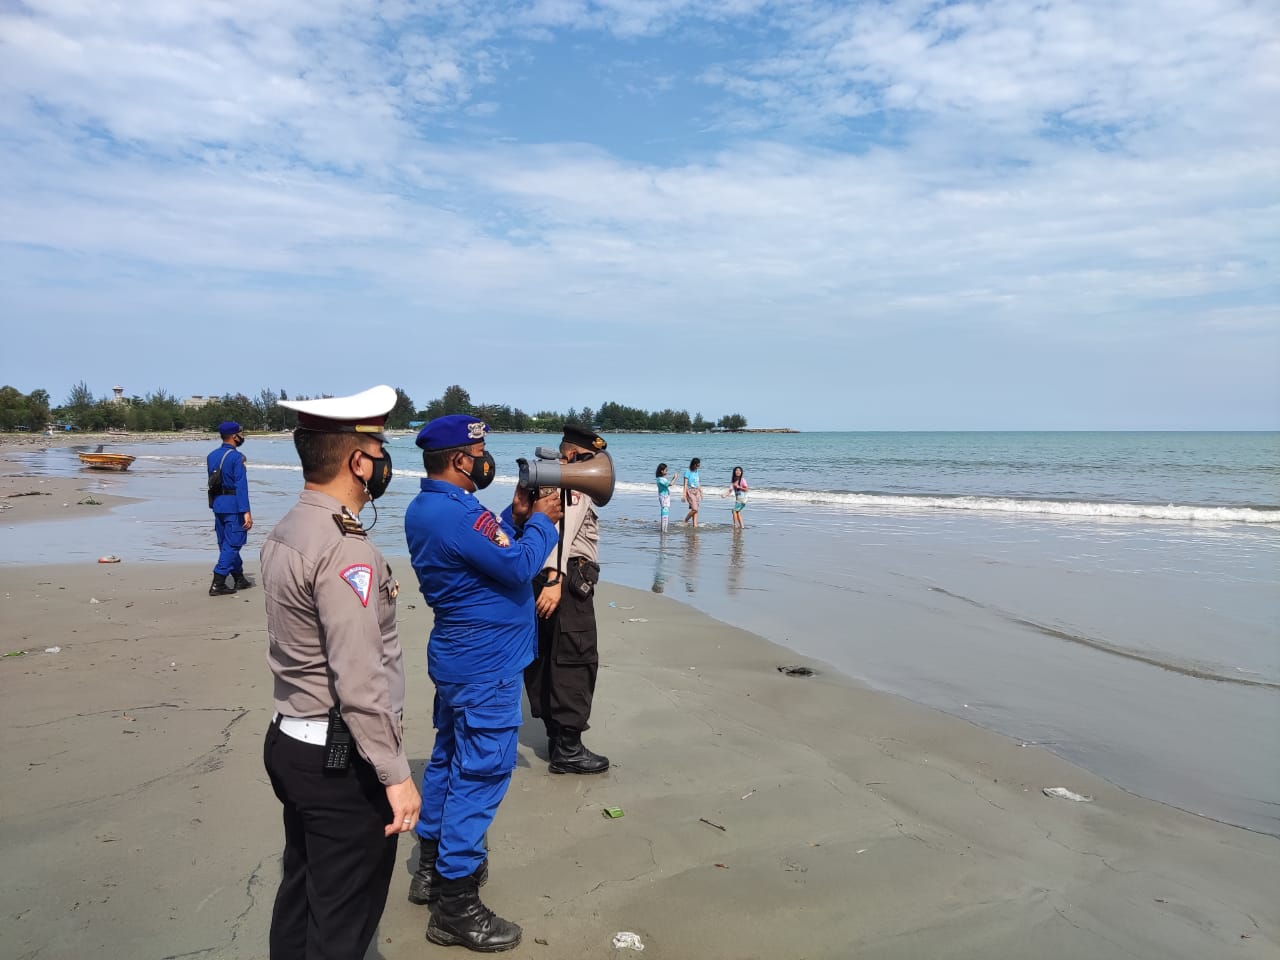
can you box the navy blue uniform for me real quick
[405,478,557,879]
[207,442,251,577]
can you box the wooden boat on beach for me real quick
[78,449,136,471]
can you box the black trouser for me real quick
[263,721,398,960]
[526,582,598,734]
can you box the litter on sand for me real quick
[625,618,649,623]
[612,932,645,951]
[699,817,727,831]
[777,665,816,677]
[98,555,121,564]
[1043,787,1093,802]
[602,806,625,819]
[44,646,61,654]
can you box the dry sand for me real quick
[2,554,1277,960]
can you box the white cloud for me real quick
[0,0,1275,425]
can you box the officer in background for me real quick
[404,414,561,952]
[261,385,420,960]
[207,420,253,596]
[528,424,610,774]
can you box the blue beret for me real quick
[416,414,489,451]
[218,421,242,436]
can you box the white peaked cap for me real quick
[278,385,398,436]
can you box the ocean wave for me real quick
[133,455,1279,524]
[610,480,1280,524]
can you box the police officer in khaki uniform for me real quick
[528,424,610,774]
[261,385,420,960]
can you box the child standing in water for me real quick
[655,463,674,532]
[722,465,748,529]
[682,457,702,527]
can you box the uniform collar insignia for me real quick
[332,509,367,537]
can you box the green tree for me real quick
[440,385,472,416]
[388,388,416,429]
[718,413,748,431]
[65,380,94,410]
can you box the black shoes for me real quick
[232,573,254,590]
[549,729,609,775]
[426,870,521,953]
[408,837,488,906]
[208,575,237,597]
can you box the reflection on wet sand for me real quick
[681,529,700,594]
[728,528,746,595]
[652,534,674,593]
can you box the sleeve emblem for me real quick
[472,511,511,548]
[340,563,374,607]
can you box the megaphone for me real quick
[517,451,615,507]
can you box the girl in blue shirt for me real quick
[682,457,702,527]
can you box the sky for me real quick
[1,0,1277,430]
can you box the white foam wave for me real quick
[131,455,1278,524]
[611,481,1280,524]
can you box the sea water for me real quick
[4,431,1278,834]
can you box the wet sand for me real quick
[0,470,136,523]
[1,559,1277,960]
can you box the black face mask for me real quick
[461,450,496,490]
[358,448,393,501]
[233,435,245,447]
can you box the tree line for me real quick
[0,382,748,434]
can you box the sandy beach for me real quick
[2,542,1278,959]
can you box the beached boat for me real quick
[78,451,136,471]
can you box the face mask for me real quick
[233,435,245,447]
[461,450,496,490]
[358,448,393,501]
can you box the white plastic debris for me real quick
[625,618,648,623]
[89,597,100,604]
[1043,787,1092,802]
[612,931,645,951]
[45,646,61,654]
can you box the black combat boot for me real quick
[209,575,237,597]
[549,729,609,774]
[232,573,254,590]
[409,836,489,906]
[407,836,439,905]
[426,870,521,952]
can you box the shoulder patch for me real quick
[340,564,374,607]
[472,511,511,548]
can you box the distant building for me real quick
[111,385,125,404]
[183,395,217,409]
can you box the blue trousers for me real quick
[213,512,246,576]
[416,674,522,879]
